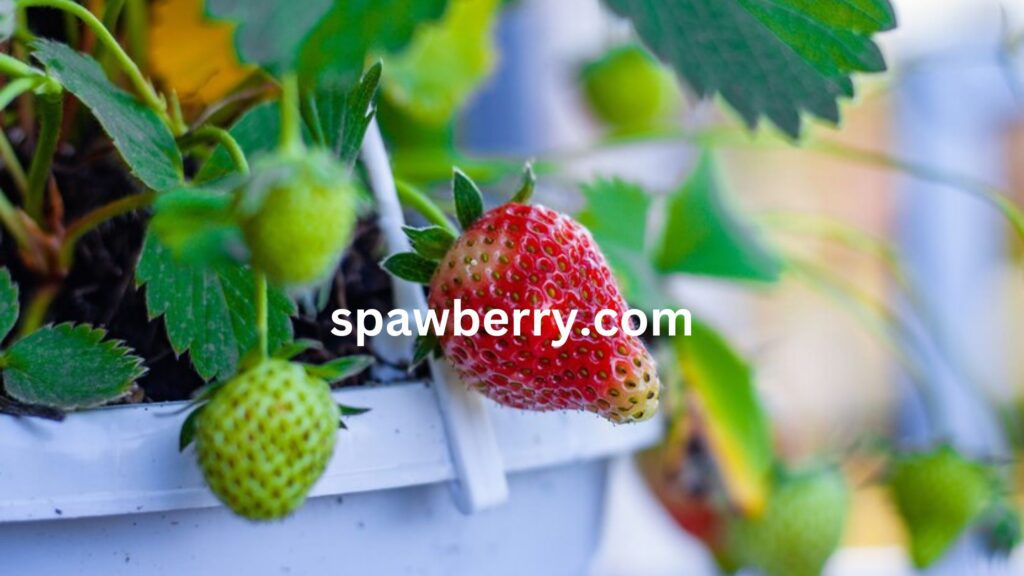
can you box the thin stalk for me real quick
[0,53,42,78]
[0,186,31,248]
[0,130,28,198]
[394,179,458,235]
[25,89,62,222]
[16,283,57,337]
[188,125,249,175]
[0,76,43,110]
[58,191,155,268]
[254,272,268,358]
[278,73,302,154]
[122,0,147,72]
[300,90,326,146]
[17,0,173,130]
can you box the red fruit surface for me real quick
[428,203,660,423]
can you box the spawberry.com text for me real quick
[331,299,692,348]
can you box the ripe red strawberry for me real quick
[385,169,660,423]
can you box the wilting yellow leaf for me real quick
[148,0,254,106]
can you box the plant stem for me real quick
[0,76,43,111]
[16,282,57,337]
[58,191,155,268]
[0,127,29,200]
[394,179,458,235]
[0,186,31,248]
[25,88,62,222]
[189,125,249,175]
[122,0,147,72]
[0,53,43,78]
[254,272,268,358]
[17,0,174,130]
[278,73,303,155]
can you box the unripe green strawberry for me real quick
[195,359,338,520]
[581,44,682,131]
[888,446,994,568]
[237,150,359,287]
[727,466,850,576]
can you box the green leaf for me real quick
[136,232,295,381]
[403,225,456,260]
[149,187,244,266]
[383,0,501,125]
[196,101,283,184]
[0,267,19,342]
[576,178,666,311]
[381,252,438,285]
[179,405,204,451]
[452,167,483,229]
[304,355,374,384]
[674,320,773,516]
[603,0,895,137]
[31,39,183,191]
[654,153,782,282]
[206,0,447,88]
[1,323,146,410]
[312,61,382,165]
[0,0,15,43]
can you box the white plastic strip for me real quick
[360,119,509,513]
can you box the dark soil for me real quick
[0,128,421,407]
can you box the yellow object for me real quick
[148,0,253,107]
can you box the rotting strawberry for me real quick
[383,167,661,423]
[180,355,374,521]
[236,150,360,288]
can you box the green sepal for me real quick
[403,225,456,261]
[452,167,484,229]
[381,252,438,284]
[510,162,536,204]
[411,331,441,368]
[273,338,324,360]
[178,405,204,452]
[149,187,245,266]
[303,354,374,384]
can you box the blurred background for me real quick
[434,0,1024,573]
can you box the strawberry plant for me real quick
[0,1,1018,563]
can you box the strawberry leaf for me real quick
[452,167,483,229]
[654,153,782,282]
[0,267,18,342]
[383,0,501,125]
[312,62,383,166]
[603,0,895,137]
[577,178,667,311]
[206,0,447,88]
[149,187,244,266]
[674,320,773,516]
[31,39,184,191]
[382,252,438,285]
[1,323,146,410]
[403,225,456,261]
[303,355,374,384]
[136,232,295,381]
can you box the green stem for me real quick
[0,76,43,110]
[0,186,31,248]
[278,73,303,154]
[16,283,57,337]
[122,0,147,72]
[0,53,43,78]
[254,272,268,358]
[188,125,249,175]
[394,179,458,235]
[17,0,172,130]
[58,191,156,268]
[0,129,28,199]
[25,88,62,222]
[299,90,325,146]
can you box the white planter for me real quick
[0,122,664,573]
